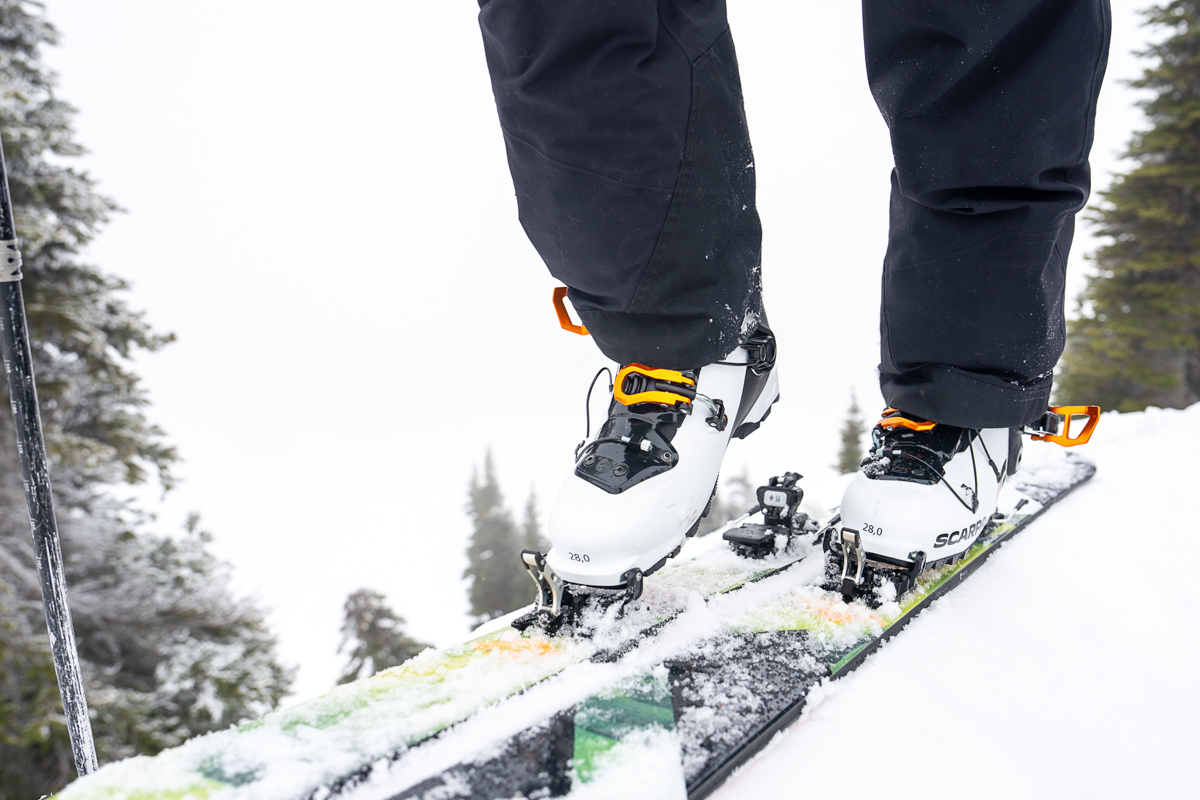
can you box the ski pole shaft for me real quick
[0,139,98,774]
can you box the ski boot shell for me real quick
[546,345,779,588]
[838,418,1014,573]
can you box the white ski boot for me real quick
[523,327,778,626]
[831,408,1020,604]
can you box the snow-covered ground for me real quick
[713,404,1200,799]
[58,405,1200,800]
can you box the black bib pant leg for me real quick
[477,0,762,371]
[477,0,1111,428]
[865,0,1111,428]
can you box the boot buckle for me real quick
[877,408,937,432]
[520,549,564,621]
[614,364,696,407]
[839,528,866,602]
[1026,406,1100,447]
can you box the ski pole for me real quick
[0,138,99,774]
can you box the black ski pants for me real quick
[477,0,1110,428]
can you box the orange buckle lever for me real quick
[1030,405,1101,447]
[876,408,937,432]
[614,364,695,407]
[552,287,588,336]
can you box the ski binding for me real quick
[511,550,645,635]
[722,472,815,557]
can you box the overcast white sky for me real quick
[37,0,1150,701]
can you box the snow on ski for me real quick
[53,526,816,799]
[54,449,1093,800]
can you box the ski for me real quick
[54,499,819,800]
[54,450,1092,800]
[366,450,1095,800]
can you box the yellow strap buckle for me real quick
[1030,405,1101,447]
[552,287,588,336]
[876,408,937,432]
[614,364,695,407]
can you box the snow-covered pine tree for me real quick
[336,589,430,684]
[0,3,291,795]
[463,452,528,625]
[835,393,866,474]
[0,578,69,797]
[1058,0,1200,410]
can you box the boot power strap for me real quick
[614,364,696,407]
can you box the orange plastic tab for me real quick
[552,287,588,336]
[876,409,937,432]
[1031,405,1100,447]
[614,364,694,406]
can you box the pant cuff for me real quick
[579,304,760,370]
[880,365,1051,428]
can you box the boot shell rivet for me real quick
[613,464,628,477]
[583,454,597,466]
[660,451,674,463]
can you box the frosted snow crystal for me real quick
[740,307,760,337]
[861,455,890,478]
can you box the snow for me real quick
[368,407,1197,800]
[570,728,687,800]
[55,406,1200,799]
[712,405,1200,800]
[50,406,1197,797]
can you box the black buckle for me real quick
[705,398,727,431]
[742,328,777,376]
[1026,411,1062,437]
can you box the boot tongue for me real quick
[572,365,697,494]
[577,407,684,494]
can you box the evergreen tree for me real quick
[0,3,291,794]
[0,581,70,798]
[79,515,293,762]
[835,393,866,474]
[1058,1,1200,410]
[463,452,527,626]
[336,589,430,684]
[520,489,550,553]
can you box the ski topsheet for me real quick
[54,525,814,799]
[55,449,1094,800]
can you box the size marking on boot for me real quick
[861,523,883,536]
[567,552,591,563]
